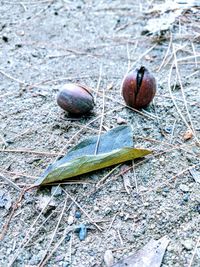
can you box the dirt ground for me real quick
[0,0,200,266]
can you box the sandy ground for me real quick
[0,1,200,266]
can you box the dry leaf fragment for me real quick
[183,130,193,141]
[111,236,170,267]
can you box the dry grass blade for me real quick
[38,228,71,267]
[188,237,200,267]
[157,32,173,72]
[0,69,27,85]
[94,63,103,103]
[0,174,21,191]
[168,61,199,143]
[38,197,68,266]
[7,185,61,267]
[63,188,102,231]
[96,164,121,189]
[0,148,64,156]
[191,42,198,67]
[94,67,105,155]
[172,44,199,143]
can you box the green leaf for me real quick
[35,125,151,186]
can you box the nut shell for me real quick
[122,67,156,109]
[57,83,94,115]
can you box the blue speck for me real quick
[78,224,87,241]
[75,211,81,219]
[183,193,189,202]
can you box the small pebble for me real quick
[117,117,127,125]
[182,239,193,251]
[183,193,189,202]
[104,249,114,267]
[67,215,74,225]
[94,206,99,212]
[179,184,190,192]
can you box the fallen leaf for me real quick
[35,126,151,186]
[111,236,170,267]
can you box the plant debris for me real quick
[35,126,151,186]
[111,236,170,267]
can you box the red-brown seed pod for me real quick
[57,83,94,115]
[122,66,156,109]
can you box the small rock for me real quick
[117,117,127,125]
[67,215,74,225]
[0,190,12,210]
[36,195,56,211]
[182,239,193,251]
[183,193,189,202]
[104,249,114,267]
[51,185,62,196]
[179,184,190,192]
[94,206,99,212]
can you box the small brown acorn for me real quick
[122,66,156,109]
[57,83,94,115]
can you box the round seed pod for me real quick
[122,66,156,109]
[57,83,94,115]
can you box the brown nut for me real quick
[57,83,94,115]
[122,66,156,109]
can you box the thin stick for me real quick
[0,128,32,145]
[38,197,68,266]
[129,44,157,70]
[0,174,21,191]
[7,185,60,266]
[0,148,64,156]
[96,164,121,188]
[0,188,26,241]
[172,45,199,143]
[169,119,177,144]
[157,32,172,72]
[62,188,102,231]
[108,213,118,231]
[0,69,27,85]
[39,228,71,267]
[69,233,73,266]
[0,169,37,179]
[94,83,105,155]
[177,54,200,62]
[191,42,198,68]
[168,62,197,142]
[132,162,139,194]
[188,237,200,267]
[94,64,103,103]
[0,134,8,146]
[141,163,200,196]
